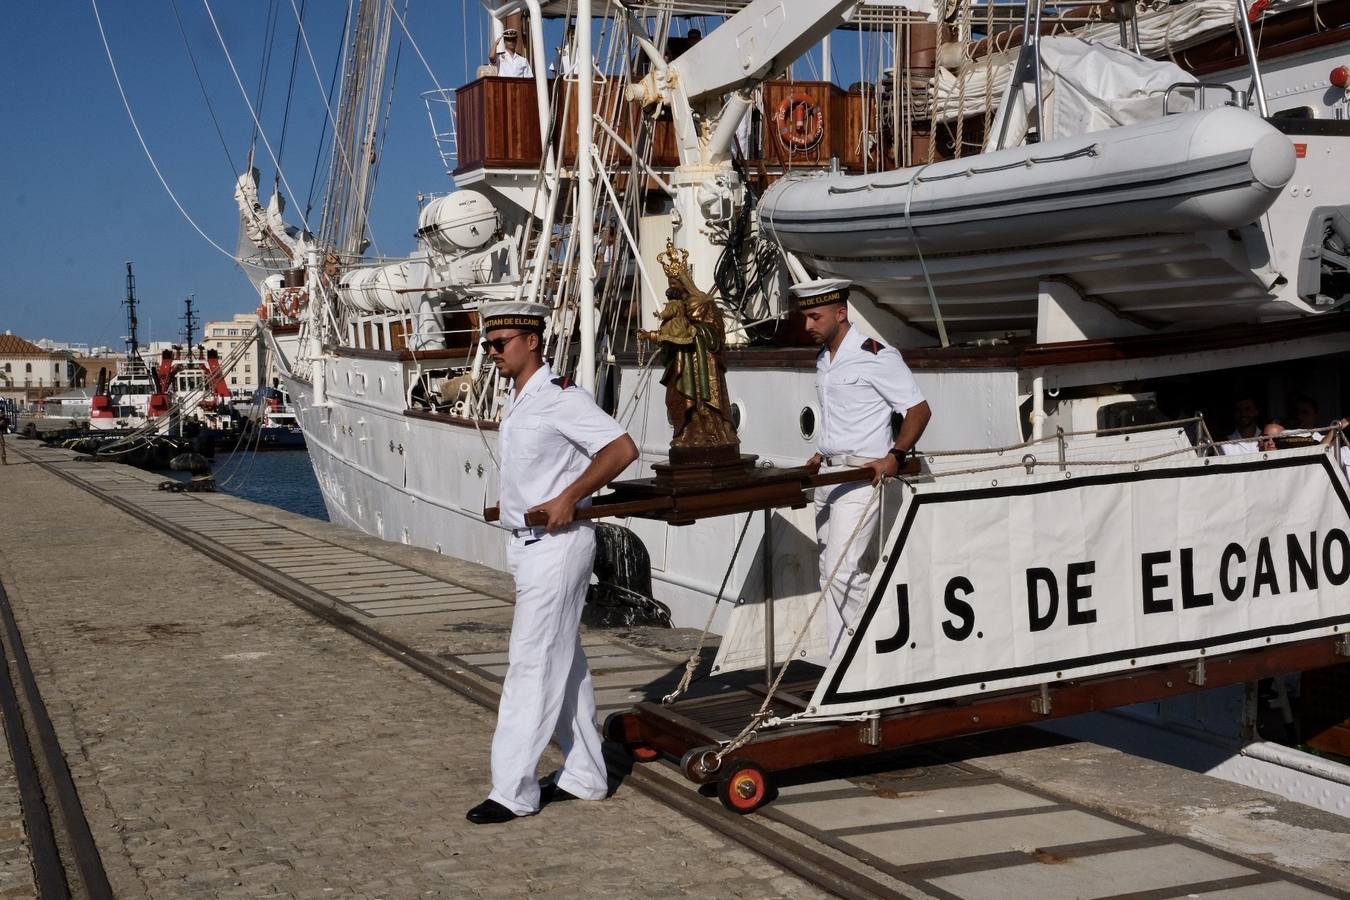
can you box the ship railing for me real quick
[914,418,1346,482]
[422,89,459,176]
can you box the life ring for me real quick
[774,92,825,151]
[256,300,269,320]
[276,288,306,320]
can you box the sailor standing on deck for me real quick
[490,27,533,79]
[797,279,932,658]
[467,302,639,825]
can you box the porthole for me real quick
[799,406,817,441]
[730,401,744,433]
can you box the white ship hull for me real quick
[268,323,1350,632]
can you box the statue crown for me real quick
[657,239,689,278]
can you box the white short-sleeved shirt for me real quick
[816,325,926,458]
[1222,431,1259,455]
[497,364,625,529]
[496,51,533,78]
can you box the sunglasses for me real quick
[481,332,530,354]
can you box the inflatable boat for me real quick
[760,106,1301,336]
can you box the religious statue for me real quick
[638,240,740,463]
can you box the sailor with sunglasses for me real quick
[467,302,639,825]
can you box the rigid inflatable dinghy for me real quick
[761,106,1302,336]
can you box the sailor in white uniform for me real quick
[795,279,932,657]
[491,27,534,78]
[466,302,639,825]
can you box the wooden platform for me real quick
[607,636,1350,810]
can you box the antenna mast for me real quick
[181,294,198,358]
[123,261,141,360]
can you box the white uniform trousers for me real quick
[814,469,882,658]
[488,525,609,815]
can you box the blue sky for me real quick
[1,2,870,349]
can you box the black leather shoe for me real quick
[466,798,524,824]
[538,779,579,805]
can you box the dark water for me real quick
[208,450,329,521]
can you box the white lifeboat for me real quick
[760,106,1299,335]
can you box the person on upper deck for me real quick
[1222,395,1261,455]
[1259,422,1286,452]
[1291,395,1326,439]
[491,28,533,79]
[798,278,932,658]
[553,26,577,78]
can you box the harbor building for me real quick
[0,332,84,410]
[203,313,270,398]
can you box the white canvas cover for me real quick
[808,445,1350,716]
[984,37,1194,149]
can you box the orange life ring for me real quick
[774,92,825,151]
[257,300,269,320]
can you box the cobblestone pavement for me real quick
[0,457,826,898]
[0,709,35,898]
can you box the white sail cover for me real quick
[806,445,1350,717]
[984,37,1194,148]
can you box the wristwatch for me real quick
[887,447,909,468]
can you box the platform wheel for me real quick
[601,711,627,743]
[681,746,722,783]
[630,743,661,762]
[717,761,771,815]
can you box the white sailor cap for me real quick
[480,301,550,332]
[789,278,851,310]
[501,27,520,38]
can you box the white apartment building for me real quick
[203,313,270,397]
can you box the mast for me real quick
[577,0,595,393]
[181,294,198,358]
[123,261,141,361]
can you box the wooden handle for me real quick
[803,457,919,488]
[803,467,875,488]
[483,495,675,526]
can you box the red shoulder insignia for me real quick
[551,375,574,389]
[861,338,884,355]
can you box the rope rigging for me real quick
[275,0,309,177]
[167,0,239,178]
[251,0,281,158]
[201,0,312,232]
[90,0,244,263]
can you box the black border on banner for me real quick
[820,451,1350,706]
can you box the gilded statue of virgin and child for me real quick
[637,240,739,459]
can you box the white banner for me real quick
[808,446,1350,716]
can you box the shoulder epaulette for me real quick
[861,338,884,355]
[551,375,574,389]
